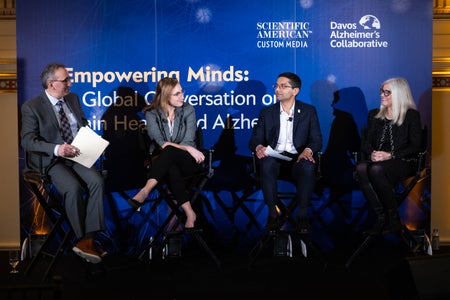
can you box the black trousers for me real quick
[356,158,416,211]
[148,146,200,204]
[258,156,316,219]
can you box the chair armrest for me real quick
[416,150,427,175]
[202,148,214,178]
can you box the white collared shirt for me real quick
[275,104,297,154]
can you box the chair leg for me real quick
[24,178,76,282]
[25,216,75,282]
[138,184,221,269]
[248,231,277,268]
[186,230,221,269]
[345,234,377,269]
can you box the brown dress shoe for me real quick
[72,238,102,264]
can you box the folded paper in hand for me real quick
[67,126,109,168]
[266,146,292,161]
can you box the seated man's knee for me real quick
[294,159,315,177]
[259,157,278,174]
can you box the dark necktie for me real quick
[56,100,74,144]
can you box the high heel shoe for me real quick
[127,198,144,211]
[184,217,197,232]
[184,223,199,233]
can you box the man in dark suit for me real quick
[249,72,322,233]
[21,63,106,263]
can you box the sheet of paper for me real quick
[67,126,109,168]
[265,145,292,161]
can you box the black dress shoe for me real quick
[127,198,144,210]
[265,216,279,232]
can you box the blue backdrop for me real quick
[16,0,433,255]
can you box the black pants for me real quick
[356,159,416,212]
[148,146,200,205]
[258,156,316,219]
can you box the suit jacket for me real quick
[363,108,422,160]
[21,92,88,171]
[249,100,322,155]
[145,103,197,155]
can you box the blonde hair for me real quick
[376,77,417,125]
[143,77,179,115]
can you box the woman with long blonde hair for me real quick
[127,77,204,229]
[356,77,423,234]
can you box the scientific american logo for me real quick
[329,14,388,48]
[255,21,313,49]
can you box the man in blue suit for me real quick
[249,72,322,233]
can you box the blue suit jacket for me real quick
[249,100,322,155]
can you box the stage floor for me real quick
[2,239,449,299]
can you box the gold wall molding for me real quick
[0,58,16,92]
[0,78,16,92]
[433,57,450,88]
[0,0,15,19]
[433,76,450,88]
[434,0,450,17]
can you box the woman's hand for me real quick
[186,146,205,163]
[371,150,392,162]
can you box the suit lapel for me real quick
[270,103,281,148]
[292,101,302,128]
[40,93,60,130]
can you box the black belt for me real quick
[280,151,298,159]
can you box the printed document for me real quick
[266,146,292,161]
[68,126,109,168]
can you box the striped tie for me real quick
[56,100,74,144]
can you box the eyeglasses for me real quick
[380,89,392,97]
[52,77,71,84]
[171,90,184,97]
[273,84,295,90]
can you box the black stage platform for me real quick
[2,241,450,300]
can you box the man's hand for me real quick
[297,148,315,163]
[58,144,80,158]
[255,145,268,159]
